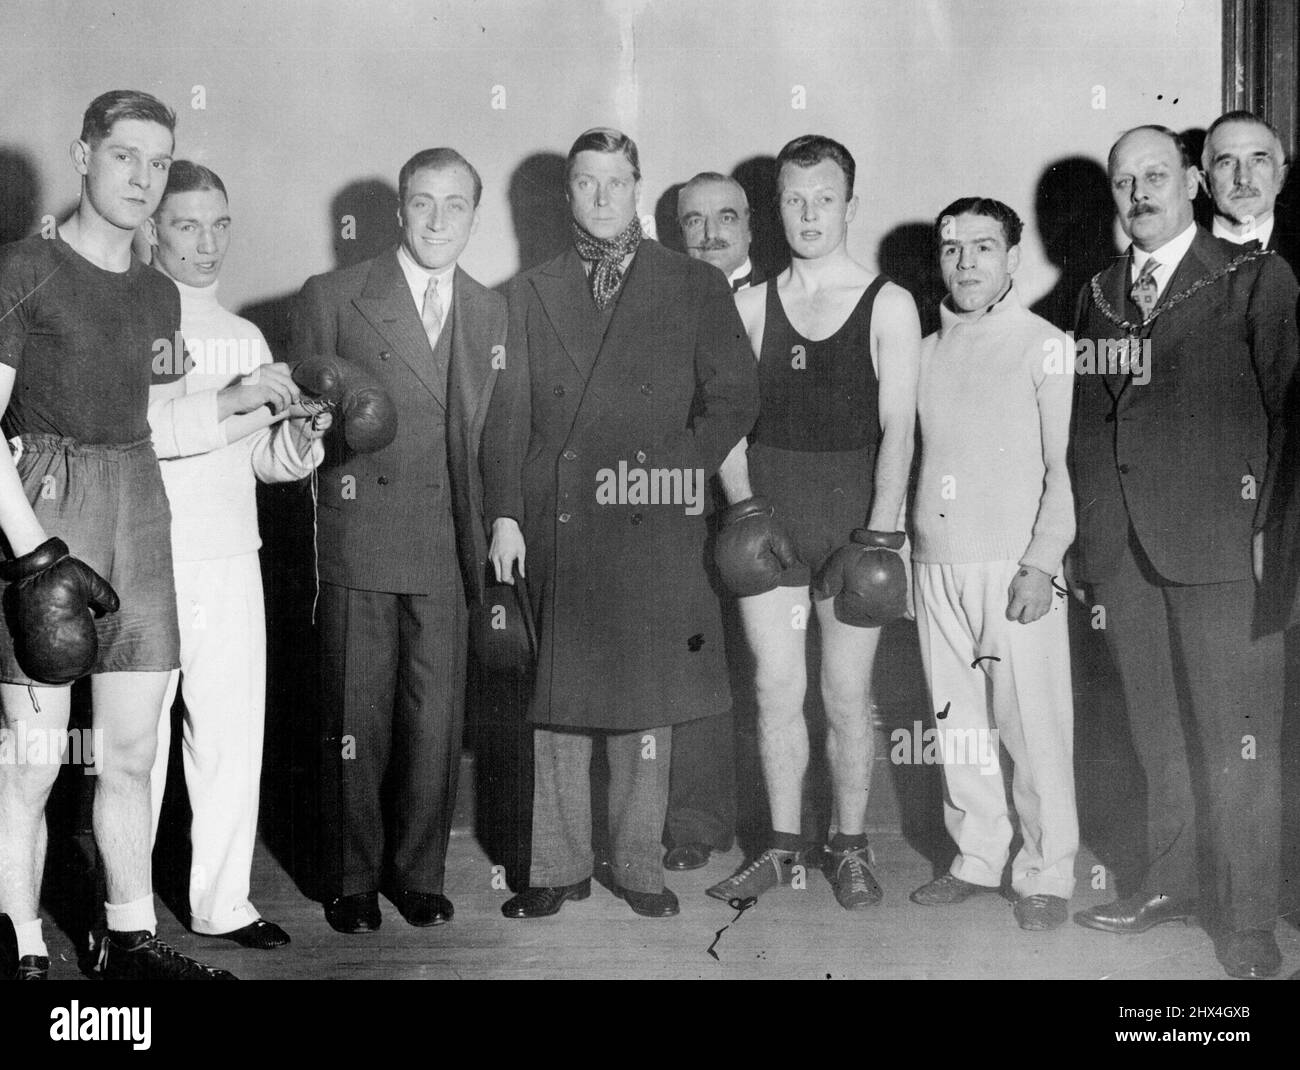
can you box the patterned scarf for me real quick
[572,216,642,310]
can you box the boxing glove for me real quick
[813,529,907,628]
[0,537,120,685]
[293,354,399,454]
[714,495,801,597]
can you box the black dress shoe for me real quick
[617,885,680,918]
[1073,892,1196,934]
[324,892,381,934]
[392,892,454,928]
[213,919,291,949]
[664,843,712,871]
[501,879,591,919]
[1215,929,1281,979]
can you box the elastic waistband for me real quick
[11,433,155,458]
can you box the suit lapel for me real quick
[353,249,445,407]
[531,248,608,378]
[449,267,495,435]
[1145,229,1227,353]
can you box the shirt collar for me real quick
[1212,213,1274,247]
[1131,221,1197,279]
[397,243,456,312]
[728,258,754,287]
[938,277,1023,333]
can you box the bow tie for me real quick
[730,271,753,293]
[1240,238,1263,252]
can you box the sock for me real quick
[105,894,156,938]
[14,918,47,959]
[769,831,804,854]
[830,832,870,853]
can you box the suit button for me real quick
[1117,464,1130,475]
[377,476,389,485]
[640,383,652,395]
[630,512,643,525]
[379,350,390,361]
[635,450,647,464]
[558,511,571,523]
[554,385,566,397]
[562,449,577,461]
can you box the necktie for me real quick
[1129,257,1160,320]
[421,275,445,351]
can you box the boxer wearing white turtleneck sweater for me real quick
[143,164,327,949]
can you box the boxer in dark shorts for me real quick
[0,90,236,980]
[709,135,920,912]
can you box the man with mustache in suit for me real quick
[1070,125,1298,978]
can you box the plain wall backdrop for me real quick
[0,0,1220,321]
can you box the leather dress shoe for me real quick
[213,919,291,949]
[617,885,680,918]
[1073,892,1196,934]
[324,892,381,933]
[664,843,711,871]
[502,879,591,919]
[393,892,454,927]
[1215,929,1281,979]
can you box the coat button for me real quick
[558,511,571,523]
[635,450,647,464]
[562,448,577,461]
[554,385,566,397]
[377,476,389,485]
[630,512,643,525]
[379,350,390,361]
[640,383,652,395]
[1117,464,1130,475]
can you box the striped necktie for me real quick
[422,275,445,351]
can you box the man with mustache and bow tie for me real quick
[1069,124,1299,979]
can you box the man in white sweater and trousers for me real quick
[144,161,327,949]
[908,197,1078,931]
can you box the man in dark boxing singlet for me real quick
[708,135,920,911]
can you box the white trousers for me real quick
[913,560,1078,898]
[149,552,266,934]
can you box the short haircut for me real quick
[80,89,176,147]
[156,160,227,214]
[776,134,856,198]
[1107,125,1195,173]
[1202,110,1288,168]
[935,197,1023,248]
[399,148,483,207]
[566,127,641,182]
[678,172,749,216]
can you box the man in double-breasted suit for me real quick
[1069,125,1298,978]
[291,148,507,933]
[483,128,759,919]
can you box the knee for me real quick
[819,670,870,725]
[98,728,159,783]
[753,664,805,716]
[0,755,61,805]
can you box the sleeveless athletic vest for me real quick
[752,276,888,452]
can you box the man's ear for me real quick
[845,193,860,225]
[1183,166,1201,200]
[1007,244,1021,274]
[70,138,90,176]
[141,216,159,247]
[470,208,481,235]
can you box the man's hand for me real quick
[489,517,526,584]
[289,411,332,453]
[1006,565,1053,624]
[1253,529,1265,585]
[220,362,298,417]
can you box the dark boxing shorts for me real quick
[0,434,180,685]
[747,441,876,588]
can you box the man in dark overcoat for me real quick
[483,128,759,918]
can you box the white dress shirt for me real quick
[1130,221,1197,299]
[1212,213,1274,248]
[397,243,455,322]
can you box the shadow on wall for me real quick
[506,152,571,276]
[1030,156,1118,333]
[246,176,397,899]
[0,147,41,243]
[732,155,789,281]
[654,182,686,254]
[877,222,945,338]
